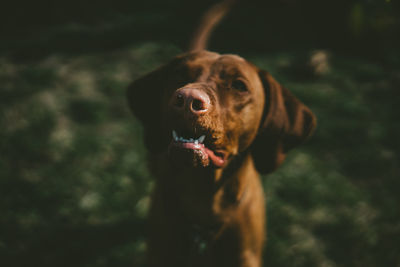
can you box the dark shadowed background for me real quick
[1,0,399,266]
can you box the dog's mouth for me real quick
[168,130,226,168]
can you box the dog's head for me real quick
[127,51,316,173]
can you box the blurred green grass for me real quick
[0,43,180,267]
[1,42,399,267]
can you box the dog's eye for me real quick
[231,80,248,92]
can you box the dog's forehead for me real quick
[184,52,247,69]
[212,55,258,79]
[181,52,259,82]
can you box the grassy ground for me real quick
[1,42,399,267]
[1,3,399,266]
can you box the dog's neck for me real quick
[154,151,259,226]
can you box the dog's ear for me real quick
[251,70,317,174]
[127,63,172,153]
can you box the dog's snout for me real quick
[172,88,210,115]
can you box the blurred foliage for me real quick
[1,0,399,59]
[252,52,400,267]
[1,0,399,267]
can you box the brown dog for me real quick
[127,2,316,267]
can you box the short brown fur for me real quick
[127,50,316,267]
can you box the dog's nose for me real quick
[172,88,210,115]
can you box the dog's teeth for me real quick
[174,132,205,144]
[198,135,206,143]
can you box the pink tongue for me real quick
[176,142,225,167]
[204,147,225,167]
